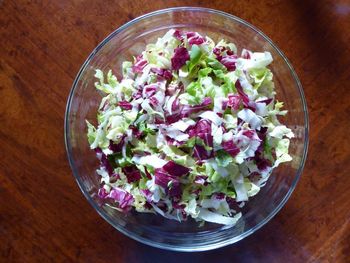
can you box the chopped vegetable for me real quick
[86,29,294,225]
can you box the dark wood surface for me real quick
[1,1,349,262]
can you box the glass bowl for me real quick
[64,7,309,251]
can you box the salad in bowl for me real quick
[86,29,294,226]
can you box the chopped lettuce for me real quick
[86,29,294,226]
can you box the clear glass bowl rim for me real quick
[64,6,309,252]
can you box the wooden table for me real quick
[1,1,349,262]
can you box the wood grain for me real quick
[1,0,349,262]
